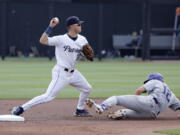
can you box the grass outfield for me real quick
[0,57,180,99]
[155,129,180,135]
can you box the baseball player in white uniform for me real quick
[12,16,93,117]
[87,73,180,119]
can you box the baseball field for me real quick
[0,57,180,135]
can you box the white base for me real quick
[0,115,25,122]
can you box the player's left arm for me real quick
[135,80,156,95]
[135,86,146,95]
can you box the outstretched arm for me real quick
[135,86,146,95]
[39,17,59,45]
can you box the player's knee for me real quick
[87,84,92,93]
[83,84,92,93]
[46,96,55,102]
[42,94,55,102]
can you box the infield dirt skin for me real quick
[0,99,180,135]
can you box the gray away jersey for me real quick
[143,80,180,113]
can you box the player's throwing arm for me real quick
[40,17,59,45]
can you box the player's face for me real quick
[71,24,82,33]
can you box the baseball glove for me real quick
[82,44,94,61]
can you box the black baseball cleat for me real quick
[12,106,24,115]
[74,109,92,117]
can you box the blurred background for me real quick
[0,0,180,61]
[0,0,180,99]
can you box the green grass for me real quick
[0,57,180,99]
[155,129,180,135]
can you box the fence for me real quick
[0,0,179,60]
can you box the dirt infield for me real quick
[0,99,180,135]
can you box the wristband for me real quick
[45,26,53,35]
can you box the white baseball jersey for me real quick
[48,33,88,69]
[143,80,180,112]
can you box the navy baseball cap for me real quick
[66,16,84,27]
[144,73,164,84]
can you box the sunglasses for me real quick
[74,24,81,26]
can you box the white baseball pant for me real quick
[22,64,92,111]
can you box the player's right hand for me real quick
[49,17,59,28]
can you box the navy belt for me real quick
[64,68,74,73]
[153,97,159,104]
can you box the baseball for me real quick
[54,17,59,23]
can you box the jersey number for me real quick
[163,85,171,102]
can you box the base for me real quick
[0,115,25,122]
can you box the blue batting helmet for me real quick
[144,73,164,84]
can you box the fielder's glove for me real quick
[82,44,94,61]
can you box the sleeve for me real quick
[47,36,60,46]
[143,80,156,92]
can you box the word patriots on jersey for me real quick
[64,45,81,53]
